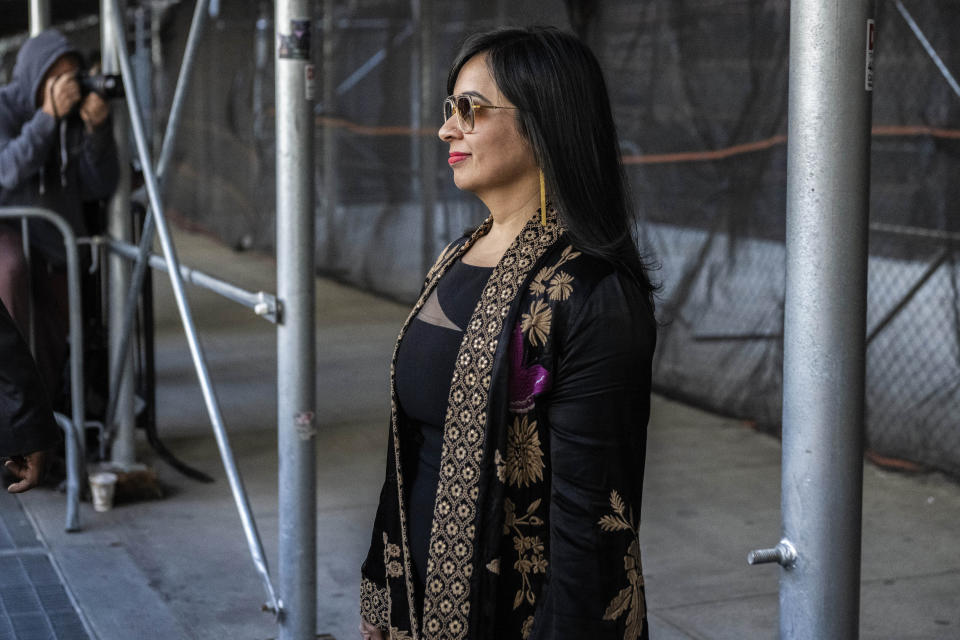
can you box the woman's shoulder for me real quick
[526,242,654,332]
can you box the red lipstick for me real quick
[448,152,470,166]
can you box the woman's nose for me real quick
[438,115,462,142]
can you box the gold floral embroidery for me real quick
[360,577,390,629]
[383,532,403,578]
[547,270,574,301]
[521,299,552,346]
[390,627,413,640]
[420,210,564,638]
[521,615,535,639]
[504,415,545,487]
[503,498,547,609]
[528,244,581,297]
[486,558,500,574]
[494,449,507,483]
[529,267,552,295]
[598,490,646,640]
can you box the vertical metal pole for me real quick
[28,0,50,35]
[102,0,137,468]
[418,0,436,272]
[25,0,50,352]
[321,0,337,266]
[275,0,316,637]
[781,1,874,637]
[410,0,434,274]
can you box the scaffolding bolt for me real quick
[748,539,797,568]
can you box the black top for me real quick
[394,258,493,612]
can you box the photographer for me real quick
[0,29,119,396]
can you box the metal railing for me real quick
[0,207,86,533]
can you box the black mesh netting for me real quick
[148,0,960,477]
[4,0,957,476]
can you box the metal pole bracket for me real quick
[254,292,279,323]
[748,538,798,569]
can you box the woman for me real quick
[360,26,656,640]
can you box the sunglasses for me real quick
[443,94,520,133]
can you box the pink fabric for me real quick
[508,322,551,413]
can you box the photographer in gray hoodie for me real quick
[0,29,118,396]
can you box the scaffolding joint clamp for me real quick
[254,292,279,323]
[748,538,797,569]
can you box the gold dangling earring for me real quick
[539,169,547,226]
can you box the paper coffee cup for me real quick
[89,472,118,512]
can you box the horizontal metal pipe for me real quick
[101,237,278,321]
[869,222,960,244]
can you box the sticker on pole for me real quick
[305,64,316,101]
[278,19,310,60]
[865,19,876,91]
[295,411,316,440]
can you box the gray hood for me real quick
[10,29,80,118]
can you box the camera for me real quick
[77,73,124,99]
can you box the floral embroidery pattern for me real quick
[520,299,552,346]
[521,615,535,639]
[386,217,494,638]
[529,244,581,298]
[547,270,574,301]
[504,415,545,488]
[503,498,548,609]
[383,532,403,578]
[598,490,646,640]
[418,210,564,639]
[389,628,413,640]
[360,577,390,629]
[494,450,507,483]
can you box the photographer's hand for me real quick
[79,91,110,132]
[41,72,81,120]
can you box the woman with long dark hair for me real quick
[360,26,656,640]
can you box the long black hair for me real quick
[447,26,657,301]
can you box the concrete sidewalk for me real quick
[13,225,960,639]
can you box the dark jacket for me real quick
[361,209,656,640]
[0,29,118,264]
[0,299,59,457]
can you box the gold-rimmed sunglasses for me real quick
[443,94,520,133]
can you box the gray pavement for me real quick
[12,225,960,639]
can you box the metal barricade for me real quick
[0,206,86,532]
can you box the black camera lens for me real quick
[77,73,124,99]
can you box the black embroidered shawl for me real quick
[361,208,656,640]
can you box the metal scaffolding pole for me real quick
[749,1,875,638]
[275,0,317,637]
[103,0,209,447]
[416,0,437,275]
[104,0,279,613]
[321,0,338,266]
[101,0,137,468]
[28,0,50,35]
